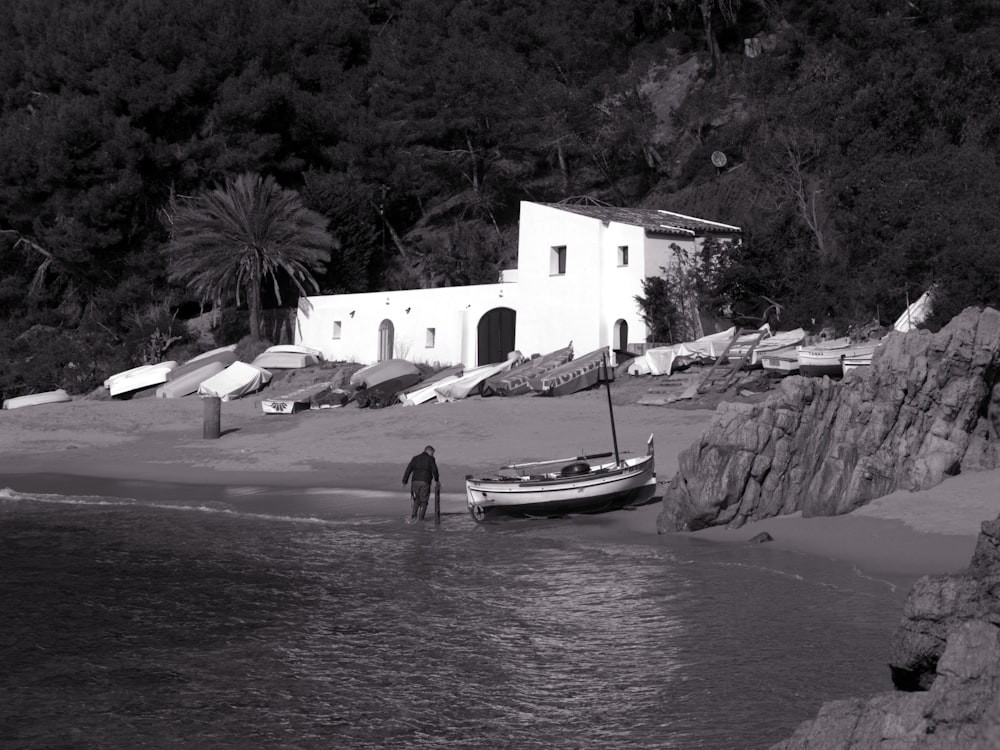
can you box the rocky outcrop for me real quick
[658,306,1000,532]
[770,516,1000,749]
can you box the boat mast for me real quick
[602,352,621,464]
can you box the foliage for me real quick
[636,240,739,343]
[163,172,334,340]
[5,0,1000,395]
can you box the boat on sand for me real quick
[198,361,272,401]
[156,360,227,398]
[108,361,178,398]
[530,347,606,397]
[3,389,72,410]
[465,353,656,522]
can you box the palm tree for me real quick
[163,172,335,340]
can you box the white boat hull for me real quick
[798,341,880,378]
[109,361,178,397]
[3,389,72,409]
[465,436,656,522]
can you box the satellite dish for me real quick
[711,151,728,168]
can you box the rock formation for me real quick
[658,306,1000,532]
[771,515,1000,749]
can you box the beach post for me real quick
[203,396,222,439]
[434,482,441,525]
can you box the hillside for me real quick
[3,0,1000,399]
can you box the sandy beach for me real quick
[2,380,997,581]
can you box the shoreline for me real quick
[1,389,997,582]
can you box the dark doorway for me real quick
[477,307,516,365]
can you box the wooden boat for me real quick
[251,350,320,370]
[265,344,323,359]
[759,344,801,374]
[434,355,521,402]
[261,380,338,413]
[466,353,656,522]
[167,348,238,383]
[893,290,933,332]
[3,389,72,409]
[182,344,238,367]
[104,364,154,389]
[481,344,573,397]
[349,359,420,390]
[530,346,606,397]
[198,361,272,401]
[746,328,806,367]
[398,365,465,406]
[355,372,422,408]
[841,341,883,374]
[798,338,878,378]
[156,360,227,398]
[109,361,178,398]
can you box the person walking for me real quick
[402,445,440,523]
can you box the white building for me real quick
[295,201,741,367]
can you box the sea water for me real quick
[0,481,910,750]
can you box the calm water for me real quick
[0,480,909,750]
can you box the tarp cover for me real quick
[157,360,227,398]
[533,347,608,397]
[198,361,272,401]
[434,354,522,402]
[481,344,573,397]
[399,365,465,406]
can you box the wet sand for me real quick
[1,386,996,580]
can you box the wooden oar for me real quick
[502,451,615,470]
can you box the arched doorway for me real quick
[613,319,629,366]
[378,319,394,361]
[477,307,516,365]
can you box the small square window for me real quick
[426,328,436,348]
[332,320,342,339]
[618,245,629,266]
[551,245,567,275]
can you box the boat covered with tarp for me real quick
[530,347,607,397]
[433,353,523,402]
[399,365,465,406]
[627,328,737,376]
[480,344,573,397]
[198,361,272,401]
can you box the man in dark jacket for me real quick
[402,445,440,522]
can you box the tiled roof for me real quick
[541,202,741,235]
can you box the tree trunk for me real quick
[248,271,262,341]
[700,0,722,72]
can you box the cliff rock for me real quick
[771,515,1000,749]
[658,306,1000,532]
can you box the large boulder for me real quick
[659,306,1000,532]
[770,514,1000,749]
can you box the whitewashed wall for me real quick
[295,283,517,367]
[295,201,741,367]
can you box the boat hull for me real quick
[465,448,656,522]
[798,342,881,378]
[3,389,72,409]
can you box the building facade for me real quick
[294,201,741,367]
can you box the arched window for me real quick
[378,319,395,361]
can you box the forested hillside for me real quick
[2,0,999,399]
